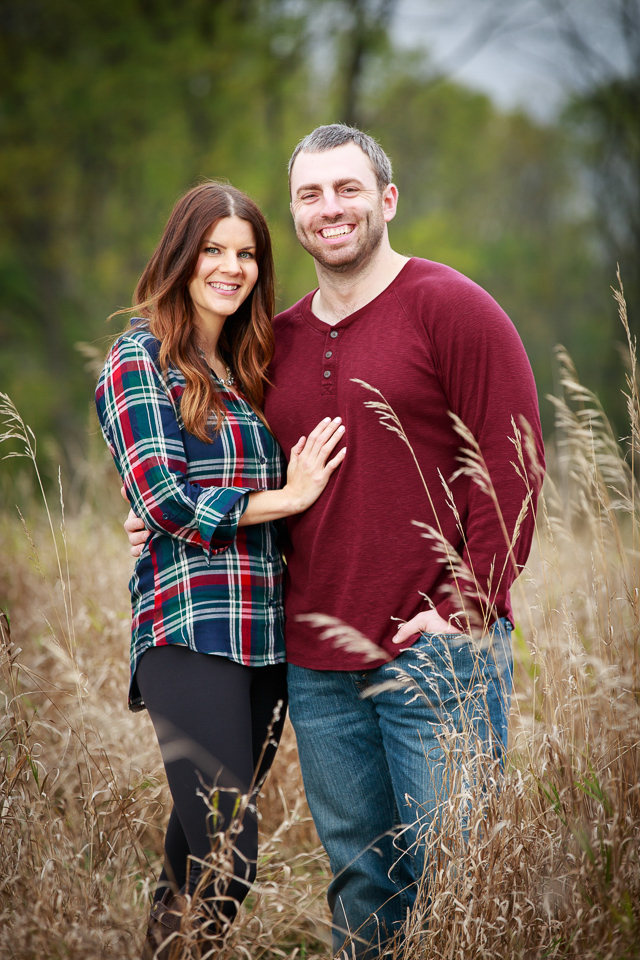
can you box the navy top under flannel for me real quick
[95,325,286,711]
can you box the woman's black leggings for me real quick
[136,644,287,925]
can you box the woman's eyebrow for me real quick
[201,240,256,250]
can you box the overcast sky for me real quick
[390,0,632,120]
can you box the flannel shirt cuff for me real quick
[195,487,251,555]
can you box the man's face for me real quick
[289,142,397,273]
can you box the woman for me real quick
[95,181,345,958]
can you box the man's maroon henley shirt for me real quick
[264,257,545,671]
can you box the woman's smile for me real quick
[188,215,259,326]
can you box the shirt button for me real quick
[260,456,267,464]
[325,351,332,358]
[268,598,275,605]
[324,370,331,378]
[266,554,273,562]
[251,414,259,421]
[330,330,338,339]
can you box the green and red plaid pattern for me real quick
[96,326,285,712]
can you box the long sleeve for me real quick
[96,335,252,555]
[424,278,545,630]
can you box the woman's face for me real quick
[188,216,259,330]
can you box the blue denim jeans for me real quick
[287,619,512,959]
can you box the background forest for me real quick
[1,0,639,479]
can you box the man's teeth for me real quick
[321,225,353,238]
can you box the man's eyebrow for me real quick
[294,181,322,196]
[294,177,365,196]
[333,177,364,189]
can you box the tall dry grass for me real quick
[1,277,639,958]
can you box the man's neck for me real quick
[311,244,410,325]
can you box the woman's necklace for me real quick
[219,365,235,387]
[209,357,235,386]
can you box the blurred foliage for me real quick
[564,72,640,328]
[0,0,628,486]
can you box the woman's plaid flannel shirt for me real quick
[95,326,286,712]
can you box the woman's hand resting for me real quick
[283,416,346,513]
[122,416,346,546]
[237,416,346,527]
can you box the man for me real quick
[127,125,544,958]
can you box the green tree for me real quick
[0,0,623,475]
[0,0,318,470]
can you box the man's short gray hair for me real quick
[288,124,393,192]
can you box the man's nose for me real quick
[320,190,345,219]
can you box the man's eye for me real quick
[301,194,318,202]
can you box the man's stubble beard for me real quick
[294,208,386,275]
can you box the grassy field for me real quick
[1,285,639,959]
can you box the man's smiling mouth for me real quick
[319,225,354,239]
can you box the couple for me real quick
[96,124,545,959]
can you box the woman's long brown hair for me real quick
[125,181,275,442]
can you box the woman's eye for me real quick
[238,251,255,260]
[203,245,220,255]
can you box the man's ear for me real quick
[382,183,399,223]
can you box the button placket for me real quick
[246,403,268,480]
[322,328,339,394]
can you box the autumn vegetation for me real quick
[1,279,639,958]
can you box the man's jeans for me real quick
[287,619,513,959]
